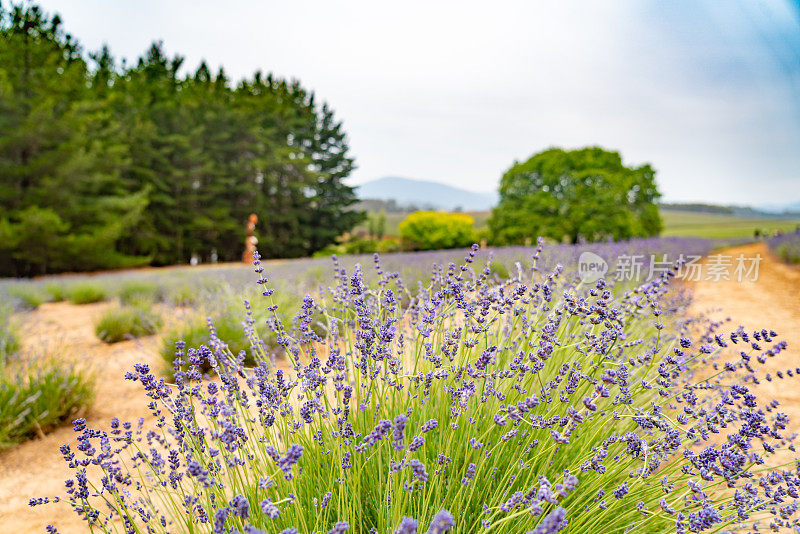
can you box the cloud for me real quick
[36,0,800,205]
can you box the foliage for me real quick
[314,236,403,257]
[66,283,107,304]
[769,231,800,265]
[45,282,68,302]
[159,289,302,378]
[367,210,387,239]
[0,3,362,276]
[0,305,21,359]
[398,211,478,250]
[160,315,251,377]
[164,282,201,307]
[0,4,151,276]
[7,283,48,310]
[490,147,663,244]
[34,242,800,533]
[0,358,94,450]
[95,306,163,343]
[117,281,164,305]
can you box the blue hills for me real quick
[355,177,497,211]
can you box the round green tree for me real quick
[489,147,663,244]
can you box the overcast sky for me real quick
[35,0,800,206]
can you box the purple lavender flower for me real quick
[461,463,476,485]
[260,498,279,519]
[421,419,438,433]
[394,516,418,534]
[409,459,429,482]
[393,414,408,451]
[427,509,455,534]
[320,491,332,509]
[230,494,250,518]
[277,444,304,480]
[328,522,349,533]
[526,507,567,534]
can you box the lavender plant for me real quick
[95,306,164,343]
[769,231,800,265]
[67,283,108,305]
[34,241,799,533]
[0,304,21,359]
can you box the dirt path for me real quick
[688,242,800,453]
[0,301,168,532]
[1,242,798,532]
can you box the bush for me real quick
[313,236,404,257]
[117,281,164,305]
[0,359,93,450]
[398,211,478,250]
[8,284,48,310]
[0,307,21,359]
[95,306,163,343]
[487,260,509,280]
[37,246,800,533]
[770,232,800,265]
[160,315,248,373]
[44,282,68,302]
[165,282,199,306]
[159,288,311,378]
[66,283,107,304]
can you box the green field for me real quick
[659,209,800,239]
[360,208,800,240]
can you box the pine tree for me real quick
[0,3,147,275]
[0,2,363,274]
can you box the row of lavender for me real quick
[29,236,800,533]
[0,238,713,452]
[769,231,800,266]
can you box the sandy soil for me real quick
[0,301,168,531]
[1,242,798,532]
[687,242,800,459]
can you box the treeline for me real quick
[0,3,362,276]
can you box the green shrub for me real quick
[0,360,94,450]
[67,283,107,304]
[160,313,252,376]
[95,306,164,343]
[45,282,67,302]
[0,307,21,360]
[0,328,20,360]
[165,282,199,306]
[160,288,307,377]
[487,260,510,280]
[117,281,164,305]
[776,242,800,265]
[374,236,403,253]
[8,284,48,310]
[398,211,478,250]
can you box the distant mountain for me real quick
[661,201,800,219]
[757,201,800,215]
[356,177,497,211]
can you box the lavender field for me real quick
[3,2,799,532]
[2,236,799,533]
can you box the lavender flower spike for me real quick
[395,516,418,534]
[427,509,455,534]
[527,507,568,534]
